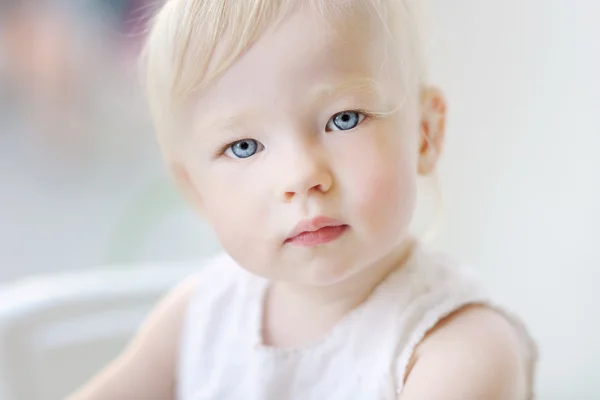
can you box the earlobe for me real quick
[418,86,447,175]
[170,161,204,214]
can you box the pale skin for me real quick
[68,5,527,400]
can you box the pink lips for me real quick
[285,216,348,247]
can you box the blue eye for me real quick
[326,111,366,131]
[224,139,264,159]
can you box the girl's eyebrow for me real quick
[308,75,382,102]
[198,110,260,134]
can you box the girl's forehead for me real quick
[195,7,398,106]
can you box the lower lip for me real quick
[286,225,349,247]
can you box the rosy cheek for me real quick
[367,165,409,208]
[200,174,265,245]
[348,147,417,236]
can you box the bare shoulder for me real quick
[400,305,528,400]
[67,274,201,400]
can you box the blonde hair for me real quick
[140,0,428,153]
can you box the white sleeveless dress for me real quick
[177,244,537,399]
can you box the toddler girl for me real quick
[70,0,536,398]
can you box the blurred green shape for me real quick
[105,177,183,265]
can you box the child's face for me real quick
[174,6,438,285]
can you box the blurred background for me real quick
[0,0,598,399]
[0,0,220,280]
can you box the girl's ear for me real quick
[169,160,204,215]
[418,86,447,175]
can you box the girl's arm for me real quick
[66,275,199,400]
[399,305,528,400]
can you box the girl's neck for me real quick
[261,238,416,348]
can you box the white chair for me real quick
[0,264,198,400]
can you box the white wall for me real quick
[428,1,600,397]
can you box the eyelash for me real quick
[215,136,251,158]
[330,109,374,129]
[215,109,375,157]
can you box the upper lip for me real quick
[286,216,347,240]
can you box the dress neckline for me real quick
[249,241,422,355]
